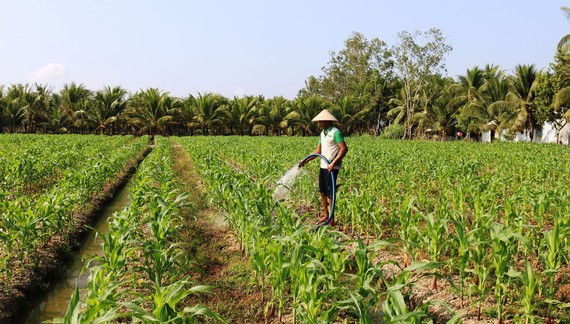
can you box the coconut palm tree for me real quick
[387,87,407,128]
[84,86,128,135]
[193,92,230,135]
[330,96,366,134]
[127,88,180,136]
[287,96,330,136]
[551,86,570,142]
[455,66,486,104]
[176,95,197,135]
[490,64,540,140]
[0,85,5,133]
[22,84,51,133]
[4,84,27,132]
[411,82,463,140]
[457,65,511,136]
[59,82,93,133]
[43,95,72,134]
[227,95,260,135]
[558,6,570,60]
[255,96,292,135]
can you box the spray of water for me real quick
[272,165,302,201]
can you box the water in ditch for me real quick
[24,180,133,323]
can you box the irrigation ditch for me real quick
[23,179,134,323]
[0,141,152,323]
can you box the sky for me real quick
[0,1,568,99]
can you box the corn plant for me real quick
[508,260,539,324]
[57,264,125,323]
[466,225,491,321]
[122,280,224,323]
[380,261,442,324]
[174,136,570,323]
[490,222,529,324]
[449,212,471,308]
[338,238,389,323]
[540,217,563,324]
[397,197,420,268]
[419,211,448,289]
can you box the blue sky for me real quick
[0,1,567,99]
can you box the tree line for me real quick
[1,18,570,140]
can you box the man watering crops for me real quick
[298,109,348,226]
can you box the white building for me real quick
[481,120,570,144]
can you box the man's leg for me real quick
[320,192,329,222]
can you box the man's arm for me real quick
[299,144,322,166]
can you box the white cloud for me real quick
[29,63,68,83]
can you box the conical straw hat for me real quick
[312,109,338,122]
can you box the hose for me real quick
[299,154,336,230]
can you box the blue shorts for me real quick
[319,168,339,198]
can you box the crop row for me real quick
[55,137,221,322]
[0,135,148,286]
[178,136,569,323]
[0,134,139,196]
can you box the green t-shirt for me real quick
[318,126,344,144]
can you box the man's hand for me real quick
[327,162,335,172]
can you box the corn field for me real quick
[178,136,569,323]
[1,134,569,323]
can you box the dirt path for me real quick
[171,143,269,323]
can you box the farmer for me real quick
[298,109,348,225]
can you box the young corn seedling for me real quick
[466,225,491,321]
[397,197,419,268]
[420,211,448,290]
[539,217,562,324]
[450,212,471,308]
[490,222,529,324]
[380,261,442,324]
[122,280,224,323]
[338,238,389,323]
[507,259,538,324]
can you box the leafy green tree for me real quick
[411,78,462,140]
[490,64,540,139]
[58,82,93,133]
[287,95,330,136]
[192,92,230,135]
[86,86,128,135]
[392,28,452,139]
[21,84,51,133]
[255,96,292,135]
[304,31,393,101]
[227,95,260,135]
[127,88,180,136]
[302,32,395,133]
